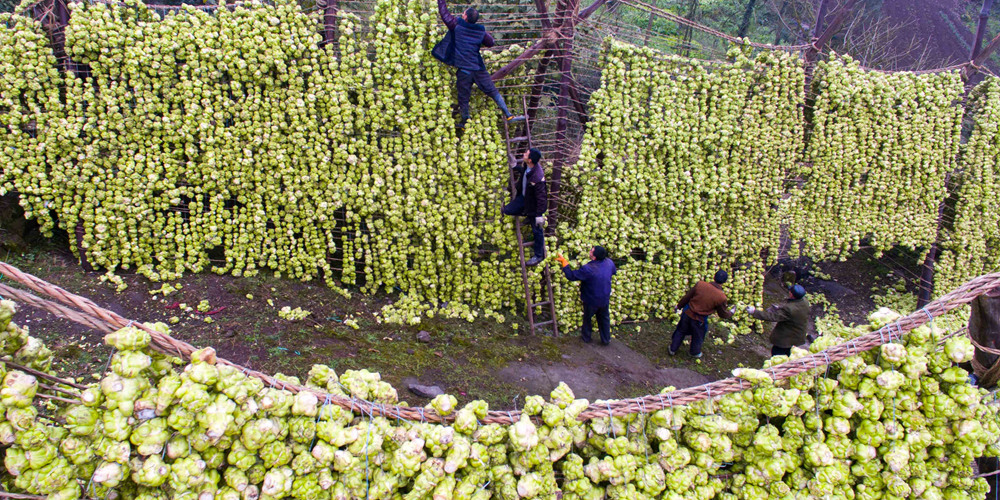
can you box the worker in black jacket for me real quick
[433,0,524,129]
[503,148,547,266]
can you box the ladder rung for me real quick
[534,320,555,327]
[532,301,551,308]
[522,241,534,247]
[508,136,528,142]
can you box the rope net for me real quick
[0,259,996,424]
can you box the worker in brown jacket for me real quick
[669,270,735,358]
[747,284,810,357]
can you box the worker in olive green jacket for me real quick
[746,284,810,357]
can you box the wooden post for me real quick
[736,0,757,38]
[681,0,697,57]
[526,49,556,124]
[549,0,580,229]
[772,0,788,45]
[972,0,995,61]
[811,0,830,40]
[535,0,553,30]
[564,73,588,124]
[321,0,339,46]
[804,0,855,91]
[916,211,945,307]
[643,9,655,45]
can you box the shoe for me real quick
[506,114,526,123]
[600,341,610,346]
[526,256,544,267]
[580,337,592,344]
[668,349,676,356]
[692,352,703,359]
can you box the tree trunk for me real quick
[972,0,996,60]
[971,288,1000,495]
[772,0,788,45]
[737,0,757,38]
[681,0,698,57]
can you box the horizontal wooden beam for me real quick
[578,0,608,20]
[964,30,1000,79]
[492,31,558,81]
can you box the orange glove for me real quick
[556,255,569,268]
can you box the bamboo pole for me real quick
[550,0,580,229]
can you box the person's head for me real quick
[714,270,728,284]
[523,148,542,167]
[789,284,806,300]
[591,245,607,261]
[462,7,479,23]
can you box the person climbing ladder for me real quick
[503,148,547,266]
[433,0,525,128]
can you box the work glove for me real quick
[746,305,756,315]
[534,215,547,228]
[555,255,569,268]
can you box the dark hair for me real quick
[592,245,608,261]
[789,284,806,299]
[714,270,728,284]
[464,7,479,24]
[528,147,542,165]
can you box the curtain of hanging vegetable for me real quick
[787,54,964,262]
[935,77,1000,296]
[0,0,535,326]
[556,40,803,335]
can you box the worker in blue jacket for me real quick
[433,0,524,128]
[557,246,617,346]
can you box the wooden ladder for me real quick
[502,97,559,336]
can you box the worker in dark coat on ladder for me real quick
[670,270,736,358]
[557,246,617,346]
[433,0,524,129]
[503,148,547,266]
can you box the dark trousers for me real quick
[670,312,708,356]
[582,303,611,344]
[771,345,792,357]
[457,68,511,119]
[502,196,544,258]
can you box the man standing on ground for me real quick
[433,0,524,129]
[503,148,547,266]
[746,284,810,357]
[670,270,735,358]
[557,246,617,346]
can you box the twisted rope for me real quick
[0,260,996,424]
